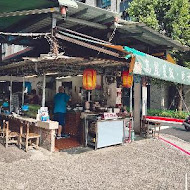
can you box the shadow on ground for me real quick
[161,126,190,143]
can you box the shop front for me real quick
[54,71,132,151]
[1,46,190,152]
[0,57,132,152]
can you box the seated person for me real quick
[30,89,39,105]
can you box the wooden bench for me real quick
[141,116,161,138]
[141,116,184,138]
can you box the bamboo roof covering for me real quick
[0,55,129,76]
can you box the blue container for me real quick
[22,105,29,111]
[2,102,9,108]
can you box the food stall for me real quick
[0,56,133,152]
[55,69,132,150]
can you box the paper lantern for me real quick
[83,69,97,90]
[122,70,133,88]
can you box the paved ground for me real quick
[161,124,190,143]
[0,136,190,190]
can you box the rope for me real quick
[96,21,118,56]
[108,22,118,42]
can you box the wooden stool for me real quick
[147,121,161,138]
[153,122,161,138]
[2,120,19,148]
[19,122,40,152]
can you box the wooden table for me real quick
[0,114,58,152]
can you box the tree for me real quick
[127,0,159,30]
[128,0,190,111]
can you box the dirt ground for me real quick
[0,136,190,190]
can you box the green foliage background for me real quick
[128,0,190,67]
[147,109,188,119]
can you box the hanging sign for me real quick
[134,54,190,86]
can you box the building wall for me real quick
[0,75,55,102]
[149,83,168,110]
[56,76,83,105]
[83,0,122,12]
[106,82,117,107]
[56,75,119,107]
[1,43,31,61]
[85,0,96,6]
[56,75,102,105]
[111,0,121,12]
[183,86,190,112]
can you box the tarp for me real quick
[123,46,190,85]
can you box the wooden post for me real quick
[9,75,13,112]
[22,76,25,106]
[142,77,147,116]
[5,121,9,148]
[130,86,133,113]
[19,123,23,149]
[51,13,58,55]
[88,91,91,102]
[42,73,46,107]
[51,13,57,36]
[0,43,2,62]
[25,123,29,152]
[133,82,141,134]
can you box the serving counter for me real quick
[82,113,125,150]
[65,111,84,144]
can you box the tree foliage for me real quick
[128,0,190,111]
[127,0,159,30]
[128,0,190,65]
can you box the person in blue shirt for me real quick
[54,86,70,139]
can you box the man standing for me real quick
[54,86,70,139]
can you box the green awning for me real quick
[0,0,57,30]
[133,54,190,85]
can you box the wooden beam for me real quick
[55,33,120,57]
[0,7,59,18]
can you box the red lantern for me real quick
[122,70,133,88]
[83,69,97,90]
[60,6,67,17]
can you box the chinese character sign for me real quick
[133,54,190,85]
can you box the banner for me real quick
[134,54,190,85]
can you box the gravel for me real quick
[0,137,189,190]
